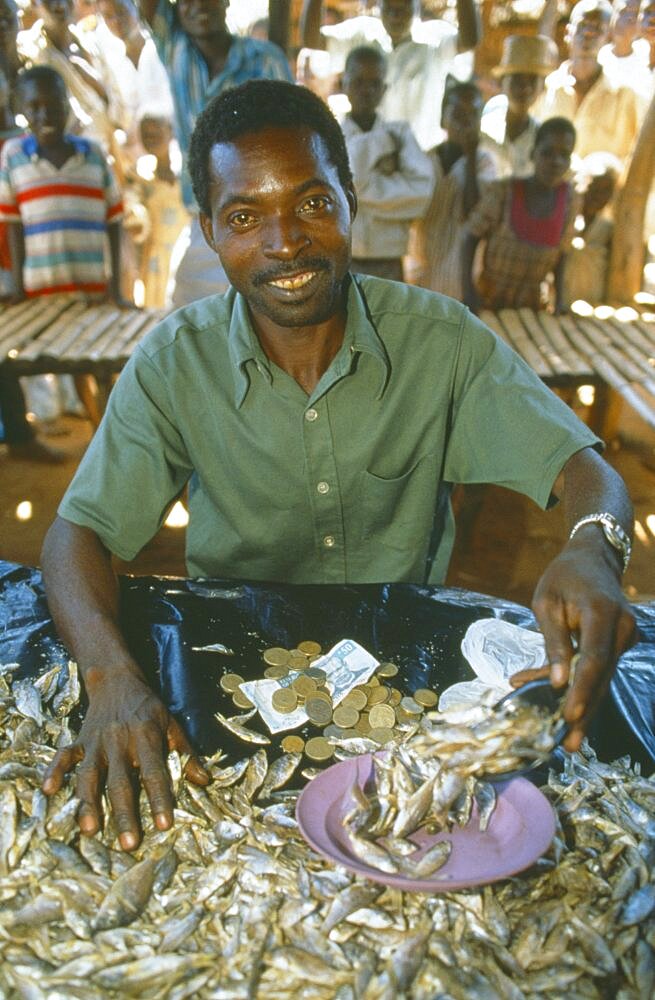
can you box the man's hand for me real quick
[42,671,209,851]
[513,540,636,752]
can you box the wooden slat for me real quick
[0,298,72,357]
[104,310,162,359]
[518,308,570,376]
[0,298,43,353]
[59,308,121,359]
[534,311,593,377]
[18,302,100,360]
[497,308,553,376]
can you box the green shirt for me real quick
[59,276,599,583]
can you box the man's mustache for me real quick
[253,258,331,286]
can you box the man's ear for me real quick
[199,213,217,251]
[347,182,358,221]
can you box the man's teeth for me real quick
[269,272,316,290]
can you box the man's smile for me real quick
[267,270,318,291]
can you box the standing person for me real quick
[413,80,496,298]
[638,0,655,71]
[300,0,480,152]
[462,117,579,313]
[538,0,645,163]
[38,81,635,851]
[598,0,652,97]
[481,34,560,178]
[339,46,433,282]
[136,0,293,307]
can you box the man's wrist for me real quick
[568,513,632,574]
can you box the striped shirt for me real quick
[150,0,293,209]
[0,134,123,298]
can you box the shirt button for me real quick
[317,481,330,494]
[305,408,318,422]
[323,535,335,548]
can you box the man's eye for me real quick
[228,211,256,229]
[300,196,330,214]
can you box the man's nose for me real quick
[263,216,310,258]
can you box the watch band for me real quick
[569,512,632,573]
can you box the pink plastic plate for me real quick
[296,753,556,891]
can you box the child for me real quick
[412,79,496,298]
[0,64,126,304]
[133,111,188,308]
[339,45,433,281]
[562,152,620,308]
[462,117,580,313]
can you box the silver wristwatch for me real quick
[569,512,632,573]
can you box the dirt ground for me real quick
[2,399,654,608]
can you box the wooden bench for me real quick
[480,307,655,436]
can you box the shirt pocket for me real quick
[357,453,440,551]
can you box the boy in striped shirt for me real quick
[0,65,127,303]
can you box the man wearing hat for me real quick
[481,34,559,178]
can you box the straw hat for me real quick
[492,34,560,78]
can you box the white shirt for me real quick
[598,39,653,101]
[322,16,460,151]
[340,114,434,258]
[480,96,539,178]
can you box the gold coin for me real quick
[355,716,371,735]
[367,686,389,706]
[263,647,290,667]
[335,728,360,740]
[297,640,322,656]
[342,689,368,711]
[292,675,317,699]
[368,703,396,729]
[306,667,327,684]
[272,688,298,713]
[333,705,360,728]
[232,689,254,709]
[220,672,244,693]
[281,734,305,753]
[305,736,334,761]
[400,696,423,715]
[367,676,380,687]
[369,726,395,745]
[388,688,402,706]
[288,650,310,669]
[264,664,289,679]
[377,661,399,678]
[310,689,332,705]
[305,697,332,726]
[413,688,438,708]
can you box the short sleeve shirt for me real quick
[150,0,293,208]
[58,276,599,584]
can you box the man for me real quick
[537,0,645,163]
[136,0,292,307]
[41,81,635,852]
[598,0,652,98]
[300,0,480,151]
[481,33,559,178]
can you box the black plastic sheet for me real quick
[1,559,653,768]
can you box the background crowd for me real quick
[0,0,653,459]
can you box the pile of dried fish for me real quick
[1,661,654,999]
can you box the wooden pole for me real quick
[268,0,291,54]
[607,89,655,303]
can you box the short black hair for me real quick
[15,65,68,101]
[344,45,387,75]
[440,79,482,127]
[534,116,577,148]
[188,80,353,217]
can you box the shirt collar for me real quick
[22,133,91,159]
[228,274,391,408]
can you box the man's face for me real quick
[502,73,544,114]
[381,0,414,44]
[342,57,385,118]
[442,93,482,147]
[200,125,356,333]
[638,0,655,43]
[612,0,640,46]
[568,9,611,59]
[98,0,137,41]
[21,79,68,147]
[177,0,227,40]
[532,129,575,187]
[39,0,74,31]
[139,115,172,156]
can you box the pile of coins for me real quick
[219,642,439,764]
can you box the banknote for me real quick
[240,639,379,734]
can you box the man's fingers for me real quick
[106,757,140,851]
[532,594,576,687]
[134,726,175,831]
[509,666,550,688]
[168,717,210,786]
[76,756,106,836]
[42,744,84,795]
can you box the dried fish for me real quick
[214,711,270,745]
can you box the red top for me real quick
[510,179,569,248]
